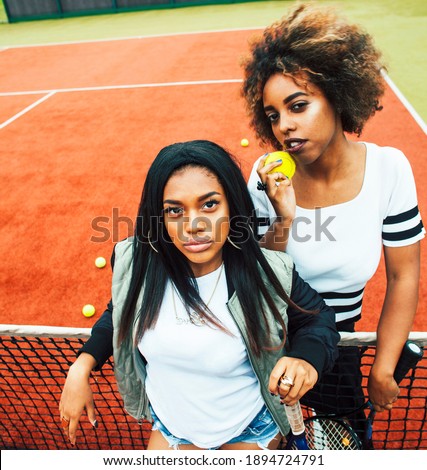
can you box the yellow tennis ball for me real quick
[342,437,350,447]
[264,151,296,179]
[82,304,95,318]
[240,138,249,147]
[95,256,106,268]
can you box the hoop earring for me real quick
[227,236,242,250]
[148,231,159,253]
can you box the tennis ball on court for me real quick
[240,138,249,147]
[264,151,296,180]
[82,304,95,318]
[95,256,106,268]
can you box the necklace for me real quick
[171,263,224,326]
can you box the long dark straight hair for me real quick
[118,140,305,356]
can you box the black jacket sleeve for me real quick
[77,250,115,370]
[78,301,113,371]
[286,268,340,378]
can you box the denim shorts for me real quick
[150,404,280,450]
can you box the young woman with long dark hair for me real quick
[59,140,339,449]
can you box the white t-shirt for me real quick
[248,143,425,325]
[138,265,264,448]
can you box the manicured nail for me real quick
[91,419,98,429]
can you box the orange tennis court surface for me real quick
[0,30,426,332]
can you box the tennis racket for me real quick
[284,340,424,450]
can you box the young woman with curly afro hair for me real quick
[242,2,424,446]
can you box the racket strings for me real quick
[304,418,361,450]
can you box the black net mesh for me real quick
[0,332,426,450]
[0,335,150,450]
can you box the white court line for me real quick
[382,71,427,135]
[1,26,261,49]
[1,65,424,137]
[0,91,56,129]
[0,78,243,97]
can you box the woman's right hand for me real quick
[256,153,296,223]
[59,352,98,445]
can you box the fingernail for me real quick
[277,159,282,163]
[91,419,98,429]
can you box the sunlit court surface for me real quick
[0,19,426,457]
[1,29,426,330]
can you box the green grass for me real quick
[0,0,7,23]
[0,0,425,122]
[328,0,427,122]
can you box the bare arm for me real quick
[59,352,98,445]
[256,154,296,252]
[368,242,421,411]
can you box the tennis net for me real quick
[0,325,426,450]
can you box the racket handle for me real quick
[284,401,305,435]
[393,340,424,384]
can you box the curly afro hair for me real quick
[241,2,386,149]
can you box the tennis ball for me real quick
[264,151,296,179]
[342,437,350,447]
[240,138,249,147]
[82,304,95,318]
[95,256,106,268]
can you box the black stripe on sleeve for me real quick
[382,221,424,242]
[383,206,419,225]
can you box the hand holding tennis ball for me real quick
[259,151,296,224]
[264,151,296,180]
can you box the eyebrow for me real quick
[264,91,308,111]
[163,191,221,205]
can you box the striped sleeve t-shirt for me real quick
[248,142,425,326]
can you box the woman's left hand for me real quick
[367,368,400,412]
[269,356,318,405]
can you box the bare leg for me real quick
[148,430,283,451]
[147,430,204,450]
[147,430,173,450]
[220,433,282,450]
